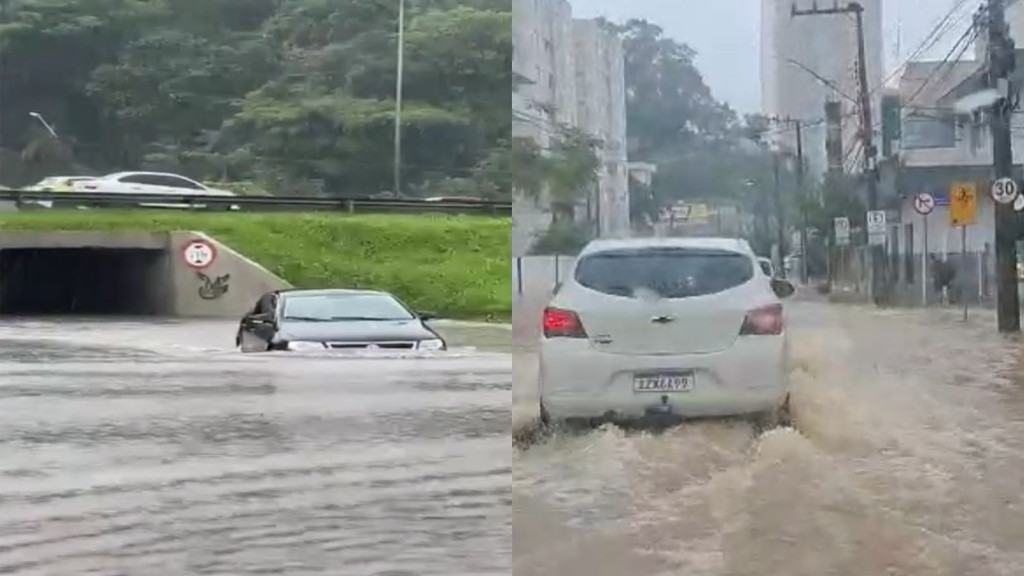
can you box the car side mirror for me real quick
[248,312,273,324]
[418,311,437,321]
[771,278,796,299]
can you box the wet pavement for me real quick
[514,301,1024,576]
[0,318,511,576]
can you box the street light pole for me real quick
[28,112,58,140]
[393,0,406,197]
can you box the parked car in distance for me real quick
[757,257,775,278]
[236,288,446,353]
[23,176,95,209]
[538,236,796,428]
[72,171,239,210]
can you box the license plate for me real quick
[633,372,695,393]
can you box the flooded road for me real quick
[0,318,511,576]
[514,301,1024,576]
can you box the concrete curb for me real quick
[431,319,512,330]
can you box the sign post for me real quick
[866,210,886,301]
[913,192,935,306]
[182,239,218,270]
[991,176,1019,206]
[834,217,850,288]
[950,182,978,321]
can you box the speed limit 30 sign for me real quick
[991,177,1020,205]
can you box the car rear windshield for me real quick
[574,247,754,299]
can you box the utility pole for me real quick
[769,116,807,282]
[773,151,786,277]
[793,2,882,303]
[393,0,406,197]
[794,120,808,283]
[988,0,1020,332]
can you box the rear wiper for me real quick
[284,316,332,322]
[329,316,401,321]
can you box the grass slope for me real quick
[0,211,511,320]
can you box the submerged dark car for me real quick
[235,288,446,353]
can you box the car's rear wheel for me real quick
[752,393,791,432]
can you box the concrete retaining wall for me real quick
[0,230,291,318]
[169,232,291,317]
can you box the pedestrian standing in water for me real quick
[930,254,956,305]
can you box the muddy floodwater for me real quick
[514,301,1024,576]
[0,318,511,576]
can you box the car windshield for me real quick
[281,293,415,322]
[575,247,754,299]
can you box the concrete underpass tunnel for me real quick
[0,248,172,316]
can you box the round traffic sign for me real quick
[992,177,1019,205]
[182,239,217,269]
[914,192,935,215]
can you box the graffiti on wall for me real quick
[197,271,230,300]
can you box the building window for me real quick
[902,112,956,149]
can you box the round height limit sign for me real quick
[182,239,217,269]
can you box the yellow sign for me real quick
[689,203,710,223]
[949,182,978,226]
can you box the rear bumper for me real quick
[539,335,788,421]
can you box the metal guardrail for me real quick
[0,190,512,216]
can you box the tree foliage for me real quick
[0,0,511,198]
[603,19,780,218]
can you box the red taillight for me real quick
[542,307,588,338]
[740,304,784,336]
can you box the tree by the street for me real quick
[0,0,511,198]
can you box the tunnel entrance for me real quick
[0,248,171,316]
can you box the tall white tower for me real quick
[760,0,883,179]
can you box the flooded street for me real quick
[0,318,511,576]
[514,301,1024,576]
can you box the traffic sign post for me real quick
[182,239,217,270]
[914,193,935,307]
[949,182,978,227]
[949,183,977,321]
[991,177,1019,205]
[867,210,886,247]
[834,217,851,246]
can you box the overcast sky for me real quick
[570,0,974,113]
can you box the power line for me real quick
[882,0,974,90]
[902,20,980,109]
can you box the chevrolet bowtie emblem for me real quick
[651,315,675,324]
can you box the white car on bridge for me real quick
[538,236,795,428]
[72,171,239,210]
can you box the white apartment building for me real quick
[513,0,575,256]
[573,18,629,238]
[760,0,883,177]
[512,0,630,255]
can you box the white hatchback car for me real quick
[538,237,795,426]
